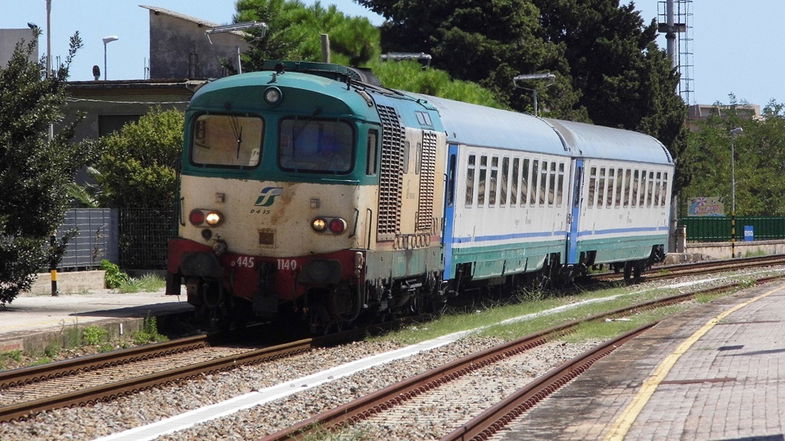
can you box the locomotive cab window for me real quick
[192,114,263,167]
[279,118,354,173]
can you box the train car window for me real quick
[478,156,487,206]
[623,169,631,207]
[366,129,378,175]
[641,171,649,207]
[588,167,597,208]
[647,171,655,207]
[556,163,565,207]
[597,168,606,208]
[607,169,615,209]
[278,118,353,173]
[489,157,499,206]
[192,114,263,167]
[466,155,476,206]
[539,161,548,206]
[548,162,556,206]
[521,159,530,206]
[501,157,509,206]
[655,172,662,206]
[511,158,519,205]
[631,170,639,207]
[530,160,539,205]
[661,173,669,206]
[615,168,623,207]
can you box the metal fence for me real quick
[679,216,785,242]
[55,208,119,269]
[53,207,177,270]
[118,207,178,269]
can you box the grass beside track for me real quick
[370,274,763,346]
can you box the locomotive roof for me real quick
[409,93,571,156]
[189,71,381,122]
[544,119,673,165]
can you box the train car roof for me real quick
[545,118,673,165]
[409,93,571,156]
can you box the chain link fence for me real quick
[118,208,178,269]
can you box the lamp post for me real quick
[730,127,743,258]
[102,35,119,80]
[513,73,556,116]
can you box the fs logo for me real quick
[255,186,283,207]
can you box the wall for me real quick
[0,28,37,67]
[146,7,250,79]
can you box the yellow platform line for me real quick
[604,284,784,441]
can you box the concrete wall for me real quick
[147,8,250,79]
[685,239,785,260]
[0,28,37,67]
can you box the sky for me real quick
[1,0,782,107]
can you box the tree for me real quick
[93,108,184,210]
[681,100,785,216]
[532,0,687,189]
[235,0,381,68]
[355,0,584,118]
[0,33,87,304]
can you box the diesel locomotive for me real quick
[166,61,673,331]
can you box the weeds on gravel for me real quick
[82,325,109,345]
[131,315,168,344]
[118,274,166,293]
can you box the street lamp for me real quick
[102,35,119,80]
[513,73,556,116]
[730,127,743,258]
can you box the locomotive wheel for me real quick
[623,262,633,285]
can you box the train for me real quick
[165,60,674,331]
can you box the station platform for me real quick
[0,290,194,353]
[500,279,785,440]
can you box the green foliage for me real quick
[132,316,168,344]
[101,259,130,289]
[43,342,61,358]
[371,60,505,108]
[82,325,109,345]
[93,108,183,209]
[236,0,380,68]
[681,99,785,216]
[118,273,166,293]
[0,32,89,305]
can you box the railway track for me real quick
[595,253,785,283]
[4,257,784,430]
[262,274,785,441]
[0,327,371,423]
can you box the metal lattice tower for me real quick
[657,0,694,104]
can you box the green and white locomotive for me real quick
[166,61,673,331]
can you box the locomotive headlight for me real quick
[329,218,347,234]
[205,210,224,226]
[264,86,282,105]
[311,217,327,232]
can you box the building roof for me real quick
[139,5,219,28]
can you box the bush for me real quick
[101,259,130,289]
[82,325,108,345]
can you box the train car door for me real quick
[442,145,458,279]
[566,159,584,264]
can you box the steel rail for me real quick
[262,274,785,441]
[595,254,785,283]
[440,323,656,441]
[0,334,211,389]
[0,337,314,423]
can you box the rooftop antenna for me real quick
[205,21,267,75]
[513,73,556,116]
